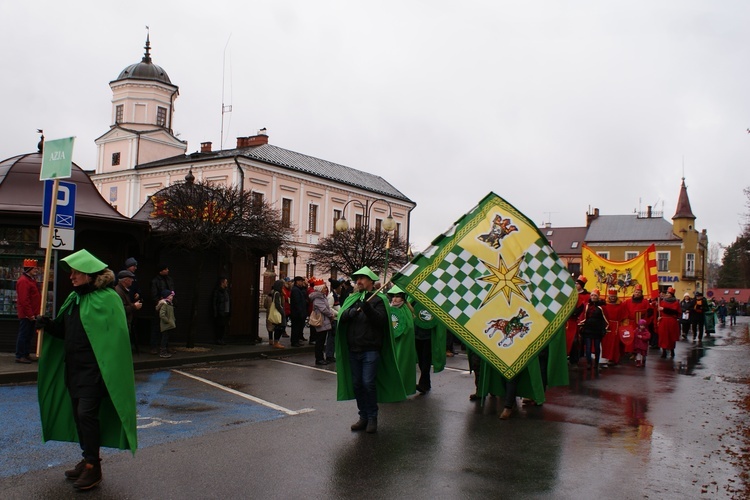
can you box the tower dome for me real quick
[114,34,172,85]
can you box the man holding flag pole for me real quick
[391,192,577,414]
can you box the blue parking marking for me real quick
[0,371,286,479]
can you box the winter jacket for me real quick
[339,291,389,351]
[310,291,335,332]
[16,272,41,319]
[157,299,176,332]
[579,299,608,339]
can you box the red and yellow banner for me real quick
[582,243,659,299]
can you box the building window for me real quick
[308,204,318,232]
[686,253,695,276]
[394,223,401,240]
[333,209,342,229]
[112,152,120,166]
[115,105,123,123]
[570,241,579,249]
[568,263,581,276]
[657,252,669,272]
[306,263,315,278]
[597,251,609,260]
[281,199,292,228]
[156,106,167,127]
[625,251,638,260]
[252,192,263,211]
[355,213,364,229]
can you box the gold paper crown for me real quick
[23,259,38,268]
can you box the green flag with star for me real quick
[392,192,576,380]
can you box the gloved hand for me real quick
[36,316,52,329]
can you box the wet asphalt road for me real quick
[0,318,748,499]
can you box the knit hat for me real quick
[61,249,107,274]
[124,257,138,268]
[161,289,174,298]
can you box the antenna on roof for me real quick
[543,211,558,226]
[220,34,233,150]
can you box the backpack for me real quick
[694,298,704,314]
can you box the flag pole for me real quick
[36,178,60,358]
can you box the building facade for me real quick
[90,37,416,281]
[584,179,707,297]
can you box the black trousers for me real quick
[415,337,432,390]
[72,397,102,462]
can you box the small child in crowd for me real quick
[156,289,176,358]
[633,319,651,367]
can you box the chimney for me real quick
[647,205,652,218]
[236,134,269,148]
[200,141,212,153]
[586,207,600,227]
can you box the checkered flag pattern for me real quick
[521,239,574,322]
[416,247,489,325]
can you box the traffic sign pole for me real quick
[37,178,60,358]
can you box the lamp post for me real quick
[335,198,397,282]
[292,247,298,277]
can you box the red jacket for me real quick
[16,272,41,319]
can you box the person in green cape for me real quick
[335,266,406,434]
[409,297,447,395]
[36,249,137,491]
[470,323,570,419]
[386,285,417,396]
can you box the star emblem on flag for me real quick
[479,255,528,306]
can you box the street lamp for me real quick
[292,247,298,277]
[335,198,397,282]
[335,198,396,233]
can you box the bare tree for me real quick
[310,226,409,279]
[149,177,294,346]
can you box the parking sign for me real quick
[42,180,77,229]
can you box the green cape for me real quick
[410,299,447,373]
[335,291,408,403]
[37,287,138,454]
[389,302,417,395]
[474,324,569,404]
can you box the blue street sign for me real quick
[42,180,77,229]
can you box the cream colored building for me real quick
[90,37,415,279]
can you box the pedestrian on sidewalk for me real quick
[156,290,176,358]
[290,276,308,347]
[149,264,174,354]
[325,278,342,363]
[727,297,738,326]
[266,280,287,349]
[212,276,231,345]
[309,281,335,365]
[15,258,41,364]
[36,249,137,491]
[679,293,694,340]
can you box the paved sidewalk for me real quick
[0,326,315,385]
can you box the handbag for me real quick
[309,309,323,327]
[268,300,282,325]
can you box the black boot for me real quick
[350,419,367,431]
[670,350,675,358]
[64,459,86,480]
[661,349,667,358]
[73,460,102,490]
[366,417,378,434]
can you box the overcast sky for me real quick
[2,1,748,254]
